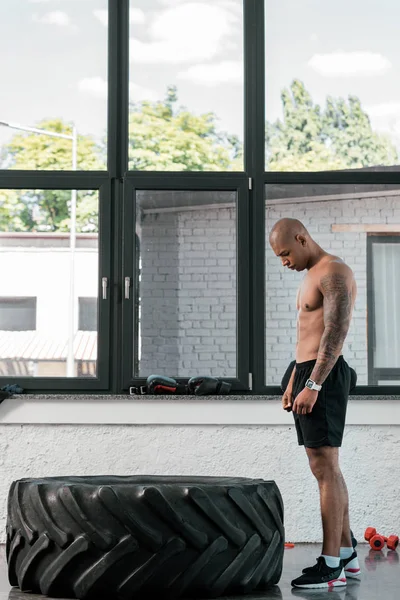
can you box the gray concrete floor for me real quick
[0,543,397,599]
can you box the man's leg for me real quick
[306,446,345,557]
[339,471,353,548]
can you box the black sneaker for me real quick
[292,556,347,589]
[302,551,360,578]
[350,529,358,549]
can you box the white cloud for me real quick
[93,8,145,27]
[33,11,71,26]
[78,77,158,102]
[30,0,91,2]
[78,77,107,98]
[366,102,400,118]
[129,83,159,102]
[93,9,108,26]
[158,0,186,5]
[130,3,239,64]
[308,51,392,77]
[178,60,243,86]
[130,8,146,25]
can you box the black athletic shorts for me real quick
[282,356,357,448]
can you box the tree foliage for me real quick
[0,83,397,231]
[128,86,242,171]
[266,79,398,171]
[0,119,103,232]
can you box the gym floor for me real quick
[0,543,397,600]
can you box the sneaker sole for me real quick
[293,577,347,589]
[345,568,361,579]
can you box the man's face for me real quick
[270,235,309,272]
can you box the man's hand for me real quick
[292,388,319,415]
[282,387,293,412]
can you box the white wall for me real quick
[1,419,399,544]
[0,241,98,337]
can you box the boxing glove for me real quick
[146,375,187,394]
[188,376,231,395]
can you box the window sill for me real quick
[1,394,400,425]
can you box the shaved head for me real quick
[269,218,315,272]
[269,218,309,245]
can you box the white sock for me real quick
[340,547,354,559]
[322,555,341,568]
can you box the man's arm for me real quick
[309,264,354,385]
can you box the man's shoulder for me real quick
[320,255,354,278]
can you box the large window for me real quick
[265,0,400,171]
[0,0,108,170]
[265,183,400,388]
[135,190,237,377]
[1,1,399,394]
[128,0,244,171]
[0,190,101,380]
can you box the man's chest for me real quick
[296,276,323,312]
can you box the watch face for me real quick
[306,380,313,389]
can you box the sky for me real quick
[0,0,400,153]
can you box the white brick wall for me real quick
[265,195,399,385]
[140,208,237,377]
[140,194,399,384]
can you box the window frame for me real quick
[367,233,400,386]
[122,174,250,392]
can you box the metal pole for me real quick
[67,125,77,377]
[0,121,72,140]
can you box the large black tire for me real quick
[6,475,284,599]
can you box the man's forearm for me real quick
[310,326,346,385]
[287,364,296,389]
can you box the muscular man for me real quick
[269,218,360,590]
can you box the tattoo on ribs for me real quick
[310,272,353,384]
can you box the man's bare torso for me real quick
[296,255,357,363]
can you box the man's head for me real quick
[269,218,312,272]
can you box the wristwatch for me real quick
[305,379,322,391]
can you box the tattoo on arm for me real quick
[310,272,353,385]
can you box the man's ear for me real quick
[296,234,307,246]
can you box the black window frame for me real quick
[0,0,399,394]
[367,234,400,386]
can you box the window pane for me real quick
[265,0,399,171]
[0,1,107,170]
[0,298,36,331]
[78,298,98,332]
[371,242,400,369]
[136,190,237,377]
[0,189,99,378]
[129,1,243,171]
[265,183,400,387]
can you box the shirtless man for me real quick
[269,218,360,590]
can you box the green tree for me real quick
[0,119,104,232]
[128,86,242,171]
[266,79,398,171]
